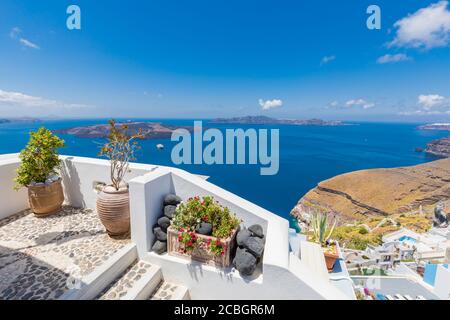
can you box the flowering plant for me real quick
[208,238,227,257]
[177,228,198,253]
[172,196,240,239]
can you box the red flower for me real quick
[187,240,193,247]
[221,251,225,256]
[216,240,221,246]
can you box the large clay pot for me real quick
[28,179,64,216]
[96,185,130,236]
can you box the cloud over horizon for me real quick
[418,94,448,109]
[0,89,90,109]
[400,94,450,115]
[258,98,283,110]
[345,99,375,109]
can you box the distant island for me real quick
[210,115,345,126]
[54,122,193,139]
[0,117,42,124]
[418,123,450,131]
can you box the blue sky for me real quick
[1,0,450,121]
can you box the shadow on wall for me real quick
[60,157,85,208]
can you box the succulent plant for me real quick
[310,211,337,247]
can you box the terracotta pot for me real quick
[28,179,64,216]
[323,249,339,272]
[96,185,130,236]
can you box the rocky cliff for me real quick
[291,158,450,227]
[425,136,450,158]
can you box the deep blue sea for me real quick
[1,119,448,227]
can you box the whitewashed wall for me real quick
[434,265,450,299]
[0,156,28,219]
[129,166,348,300]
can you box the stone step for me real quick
[97,260,162,300]
[149,281,190,300]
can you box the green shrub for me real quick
[172,196,240,239]
[15,127,65,189]
[358,227,369,234]
[347,236,370,250]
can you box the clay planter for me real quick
[96,185,130,237]
[167,226,238,268]
[323,245,339,272]
[27,179,64,216]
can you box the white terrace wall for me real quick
[0,155,28,219]
[0,154,155,219]
[129,166,349,300]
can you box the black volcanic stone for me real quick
[195,222,212,235]
[248,224,264,238]
[233,247,257,276]
[164,194,182,206]
[236,228,251,247]
[158,216,171,231]
[164,205,177,219]
[152,241,167,255]
[153,227,167,241]
[243,236,264,258]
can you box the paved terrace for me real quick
[0,206,130,300]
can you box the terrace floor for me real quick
[0,206,131,300]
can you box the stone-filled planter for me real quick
[167,226,239,268]
[28,179,64,216]
[96,185,130,236]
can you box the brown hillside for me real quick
[291,158,450,228]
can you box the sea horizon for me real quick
[1,118,448,228]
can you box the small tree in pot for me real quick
[97,120,142,237]
[15,127,66,216]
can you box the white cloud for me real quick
[258,98,283,110]
[417,94,448,109]
[389,1,450,49]
[345,99,375,109]
[377,53,412,64]
[9,27,21,39]
[0,89,89,109]
[19,38,40,50]
[320,55,336,65]
[400,94,450,115]
[329,101,339,107]
[9,27,40,50]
